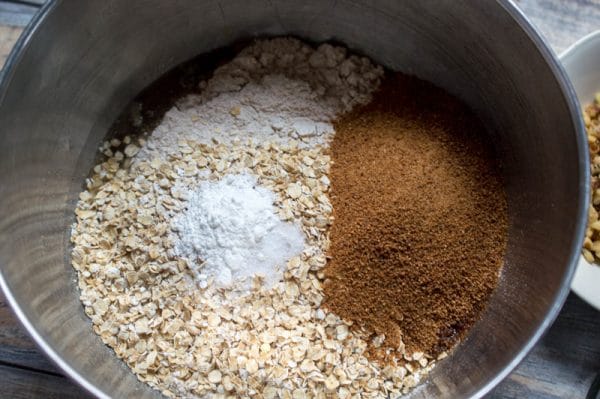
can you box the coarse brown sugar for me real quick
[323,73,509,359]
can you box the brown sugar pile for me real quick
[323,73,508,359]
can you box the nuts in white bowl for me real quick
[561,30,600,310]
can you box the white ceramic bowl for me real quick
[561,30,600,310]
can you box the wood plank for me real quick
[0,293,60,373]
[0,364,92,399]
[489,294,600,398]
[13,0,45,5]
[0,1,39,27]
[0,25,22,68]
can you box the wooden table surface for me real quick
[0,0,599,398]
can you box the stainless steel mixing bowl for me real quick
[0,1,588,398]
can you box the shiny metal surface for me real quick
[0,1,588,398]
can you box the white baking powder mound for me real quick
[172,174,305,290]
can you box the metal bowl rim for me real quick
[0,1,589,398]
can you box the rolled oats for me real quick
[71,136,432,398]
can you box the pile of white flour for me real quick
[138,37,384,160]
[173,174,305,290]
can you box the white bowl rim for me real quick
[560,29,600,311]
[560,29,600,59]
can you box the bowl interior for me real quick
[0,1,587,398]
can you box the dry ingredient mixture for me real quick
[71,38,436,398]
[582,93,600,264]
[322,74,508,360]
[70,37,508,398]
